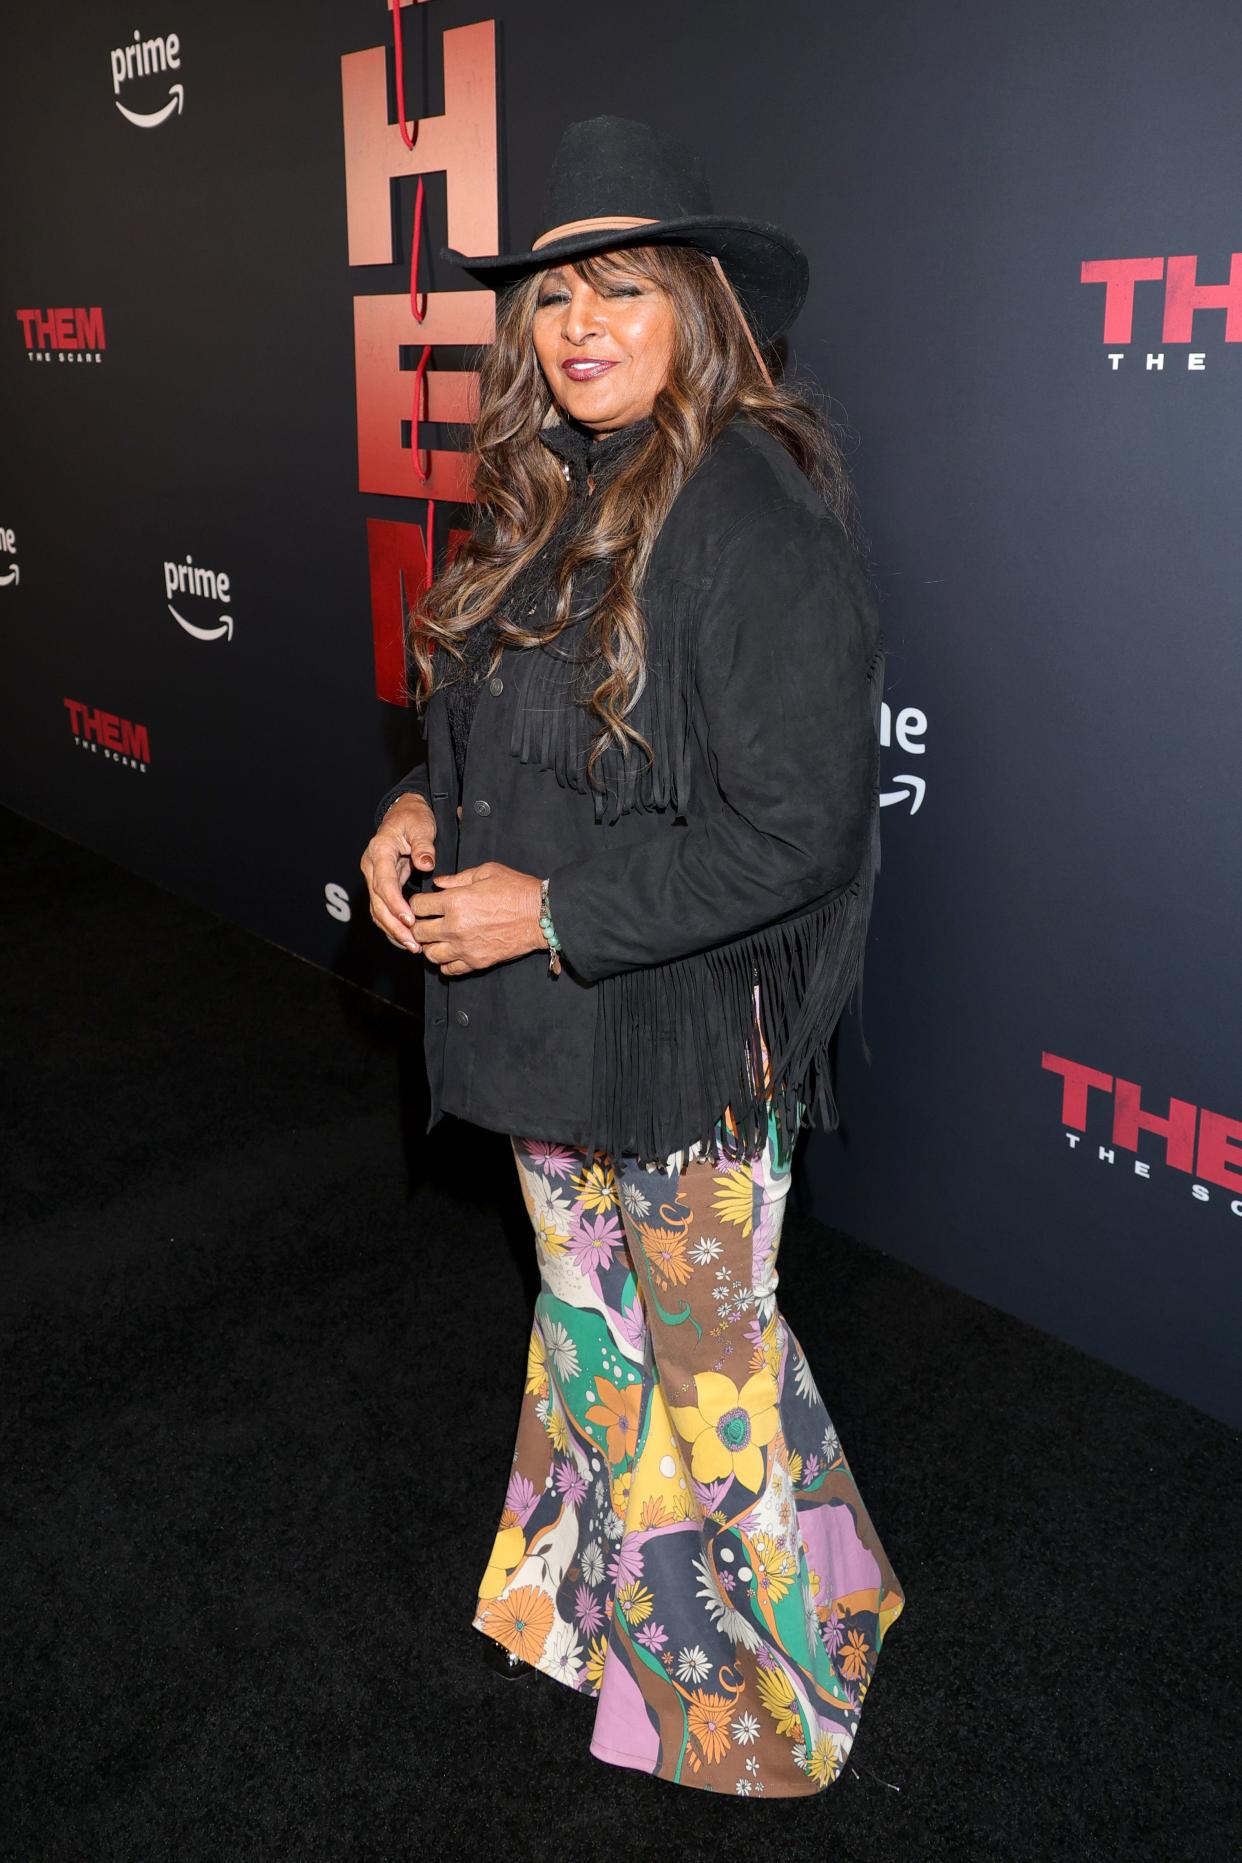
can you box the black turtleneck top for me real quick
[444,415,653,787]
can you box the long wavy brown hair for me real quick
[407,241,863,792]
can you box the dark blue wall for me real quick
[3,0,1239,1423]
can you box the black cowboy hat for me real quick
[439,115,809,349]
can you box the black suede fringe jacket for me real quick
[374,410,886,1166]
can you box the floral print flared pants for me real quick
[473,1083,906,1798]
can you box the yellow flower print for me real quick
[477,1523,526,1604]
[807,1730,843,1786]
[525,1176,573,1257]
[610,1467,632,1516]
[616,1581,654,1625]
[546,1402,570,1453]
[687,1690,734,1765]
[750,1532,797,1605]
[573,1160,618,1214]
[786,1449,803,1486]
[838,1627,872,1681]
[585,1633,609,1689]
[480,1583,553,1665]
[668,1370,780,1493]
[754,1661,802,1738]
[639,1495,669,1529]
[525,1326,548,1399]
[536,1215,568,1257]
[760,1312,782,1380]
[711,1166,756,1235]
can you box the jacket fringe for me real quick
[509,579,699,825]
[582,637,886,1166]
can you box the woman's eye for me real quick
[537,285,641,306]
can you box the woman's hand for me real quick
[360,795,437,954]
[411,862,546,976]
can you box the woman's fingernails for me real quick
[406,940,421,954]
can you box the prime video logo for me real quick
[165,555,233,642]
[111,29,184,128]
[879,701,927,815]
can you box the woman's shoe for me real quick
[477,1633,536,1681]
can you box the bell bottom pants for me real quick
[474,1042,906,1797]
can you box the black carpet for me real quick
[2,805,1238,1861]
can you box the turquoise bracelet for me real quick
[538,877,562,976]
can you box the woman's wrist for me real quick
[538,876,563,976]
[382,791,434,829]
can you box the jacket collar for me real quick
[537,412,654,489]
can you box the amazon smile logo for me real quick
[164,555,234,643]
[879,700,927,815]
[111,28,184,128]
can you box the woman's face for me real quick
[532,257,675,433]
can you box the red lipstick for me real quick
[561,358,618,380]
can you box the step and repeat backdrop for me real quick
[3,0,1239,1425]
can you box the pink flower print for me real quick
[568,1209,622,1277]
[636,1621,668,1653]
[606,1533,645,1588]
[820,1607,846,1657]
[690,1476,732,1514]
[504,1471,540,1524]
[574,1584,604,1635]
[554,1460,588,1508]
[616,1291,648,1354]
[522,1140,578,1179]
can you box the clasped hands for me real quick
[361,793,548,978]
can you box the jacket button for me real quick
[488,675,504,695]
[473,798,491,816]
[454,1008,470,1026]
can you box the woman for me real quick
[361,116,905,1797]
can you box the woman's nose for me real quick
[563,296,602,344]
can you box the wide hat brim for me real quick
[440,215,809,348]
